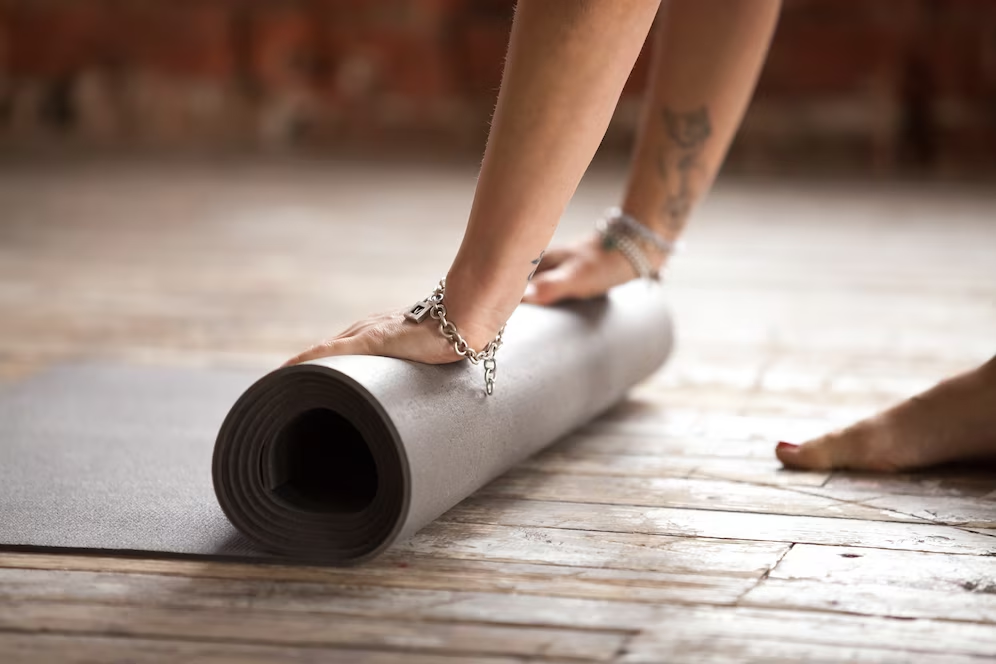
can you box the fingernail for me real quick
[523,283,537,299]
[777,441,799,451]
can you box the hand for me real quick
[282,309,463,367]
[521,233,667,306]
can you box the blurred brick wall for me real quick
[1,0,995,174]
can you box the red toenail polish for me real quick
[777,441,799,450]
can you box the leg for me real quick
[525,0,782,304]
[622,0,782,245]
[289,0,664,365]
[777,355,996,472]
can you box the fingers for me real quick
[522,265,581,305]
[281,335,369,367]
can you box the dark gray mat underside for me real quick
[0,365,268,559]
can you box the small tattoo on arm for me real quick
[527,251,545,281]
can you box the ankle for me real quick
[440,267,516,351]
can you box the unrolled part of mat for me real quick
[213,280,674,565]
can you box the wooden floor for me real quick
[2,157,996,663]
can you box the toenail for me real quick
[777,441,799,450]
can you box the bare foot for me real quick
[776,356,996,472]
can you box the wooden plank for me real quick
[741,543,996,623]
[0,520,789,606]
[825,468,996,499]
[622,636,991,664]
[8,556,996,660]
[585,409,844,445]
[620,605,996,663]
[0,632,555,664]
[480,470,919,522]
[803,481,996,528]
[444,497,996,555]
[405,521,787,578]
[0,550,756,608]
[3,519,784,581]
[745,578,996,627]
[829,491,996,528]
[523,449,830,487]
[0,600,624,661]
[576,401,844,448]
[0,567,663,631]
[548,431,777,460]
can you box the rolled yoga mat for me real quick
[0,281,672,564]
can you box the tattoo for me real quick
[665,153,697,220]
[657,106,712,233]
[663,107,712,149]
[527,251,545,280]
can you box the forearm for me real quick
[445,0,661,345]
[623,0,781,243]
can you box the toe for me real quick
[776,439,835,471]
[776,423,902,472]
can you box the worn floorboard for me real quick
[1,158,995,661]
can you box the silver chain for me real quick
[604,206,682,254]
[597,208,684,281]
[405,279,505,395]
[596,217,659,280]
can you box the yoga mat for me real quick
[0,281,672,564]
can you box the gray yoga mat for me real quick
[0,282,673,564]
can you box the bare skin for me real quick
[285,0,996,476]
[777,357,996,472]
[285,0,661,367]
[517,0,996,475]
[524,0,782,304]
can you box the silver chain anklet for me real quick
[405,279,505,396]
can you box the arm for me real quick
[286,0,661,366]
[524,0,782,304]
